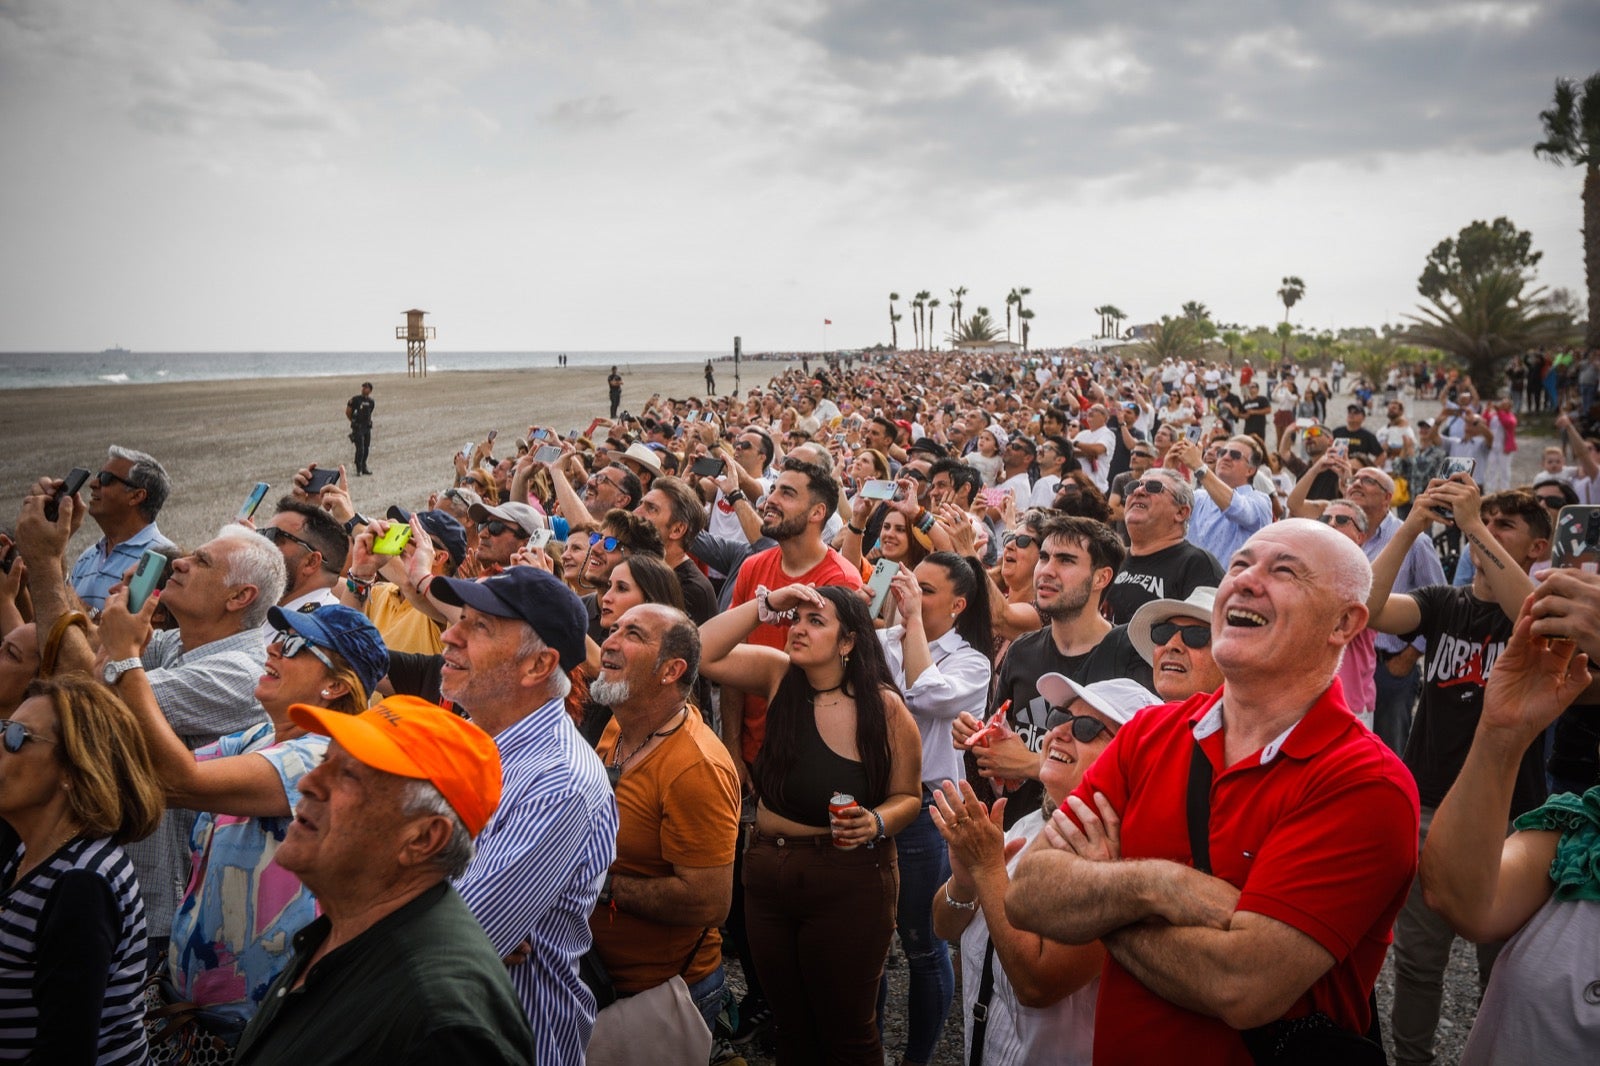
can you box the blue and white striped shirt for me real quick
[456,698,618,1066]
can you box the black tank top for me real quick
[761,706,877,828]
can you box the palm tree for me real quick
[1221,330,1242,362]
[1534,71,1600,348]
[1005,289,1021,342]
[1135,316,1204,363]
[1278,276,1306,323]
[1105,305,1128,338]
[1018,308,1035,351]
[888,292,900,349]
[1181,300,1210,321]
[914,290,932,349]
[1093,305,1109,338]
[1014,286,1032,338]
[1405,269,1575,397]
[950,286,968,337]
[926,298,941,350]
[952,308,1002,344]
[1275,321,1294,361]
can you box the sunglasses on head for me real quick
[1150,621,1211,649]
[1043,710,1111,743]
[0,719,55,754]
[484,520,528,539]
[1319,512,1358,529]
[259,526,319,554]
[588,532,624,552]
[94,469,139,489]
[270,629,336,672]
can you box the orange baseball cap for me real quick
[289,696,503,837]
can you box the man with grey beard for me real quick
[587,604,740,1050]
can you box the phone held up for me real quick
[47,468,91,522]
[126,549,171,613]
[238,482,271,521]
[372,524,413,556]
[1550,506,1600,572]
[867,559,901,617]
[304,467,341,494]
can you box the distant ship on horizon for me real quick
[101,345,131,355]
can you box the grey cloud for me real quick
[544,94,632,128]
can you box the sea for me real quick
[0,349,764,390]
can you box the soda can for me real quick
[829,792,859,850]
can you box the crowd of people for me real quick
[2,341,1599,1066]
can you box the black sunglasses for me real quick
[1319,513,1358,530]
[259,526,319,554]
[1150,621,1211,649]
[1002,532,1039,550]
[94,469,139,490]
[1043,710,1110,743]
[1536,495,1567,510]
[484,520,528,539]
[1127,479,1169,496]
[0,719,55,753]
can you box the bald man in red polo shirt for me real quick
[1007,518,1419,1065]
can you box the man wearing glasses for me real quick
[67,445,174,612]
[465,501,544,577]
[1105,468,1222,626]
[257,498,349,612]
[1174,435,1273,566]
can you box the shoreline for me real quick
[2,361,796,553]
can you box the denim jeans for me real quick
[685,963,728,1035]
[878,803,954,1064]
[1373,656,1421,756]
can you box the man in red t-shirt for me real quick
[725,458,862,781]
[1007,518,1420,1065]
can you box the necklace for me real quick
[607,706,690,788]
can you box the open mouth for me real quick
[1226,608,1268,628]
[1046,747,1075,765]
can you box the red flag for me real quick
[824,319,832,325]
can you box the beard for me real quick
[1036,572,1094,621]
[590,678,632,707]
[760,510,809,542]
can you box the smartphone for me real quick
[487,429,499,442]
[0,545,16,575]
[533,445,564,464]
[1440,457,1477,480]
[1550,506,1600,572]
[304,467,341,494]
[529,428,551,441]
[1185,425,1203,443]
[126,549,171,613]
[860,479,898,501]
[1295,417,1315,429]
[459,440,476,460]
[566,428,580,441]
[528,528,554,550]
[691,455,724,479]
[372,524,412,556]
[1330,438,1349,460]
[47,468,91,522]
[703,411,718,423]
[867,559,900,617]
[237,482,271,521]
[980,487,1009,509]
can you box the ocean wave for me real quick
[97,373,130,383]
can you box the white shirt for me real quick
[878,625,991,788]
[997,470,1032,505]
[1076,426,1117,492]
[1030,474,1062,509]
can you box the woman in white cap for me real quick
[931,676,1158,1066]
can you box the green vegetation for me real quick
[1534,70,1600,348]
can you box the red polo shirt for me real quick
[1066,683,1419,1065]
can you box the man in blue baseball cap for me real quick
[425,567,617,1061]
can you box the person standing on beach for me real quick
[608,366,624,419]
[705,360,716,396]
[346,381,375,476]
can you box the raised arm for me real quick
[1365,496,1432,635]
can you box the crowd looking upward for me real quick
[3,342,1600,1066]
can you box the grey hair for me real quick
[1145,468,1196,516]
[401,779,475,879]
[213,525,288,629]
[790,442,834,474]
[1326,499,1369,534]
[515,623,573,701]
[107,445,172,522]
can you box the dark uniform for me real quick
[346,386,375,475]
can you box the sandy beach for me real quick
[2,362,794,555]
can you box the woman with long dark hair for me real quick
[875,552,994,1066]
[699,584,922,1065]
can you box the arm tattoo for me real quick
[1464,531,1506,570]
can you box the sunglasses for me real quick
[588,532,624,552]
[1127,479,1169,496]
[443,488,472,505]
[1217,447,1254,463]
[1537,495,1566,510]
[0,719,55,753]
[1319,513,1359,529]
[734,441,755,451]
[1150,621,1212,649]
[270,629,337,672]
[1002,532,1039,550]
[484,520,528,539]
[1042,710,1111,744]
[94,469,139,489]
[259,526,320,554]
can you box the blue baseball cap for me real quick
[266,604,390,699]
[385,506,468,567]
[428,568,587,673]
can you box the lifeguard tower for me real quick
[396,309,435,377]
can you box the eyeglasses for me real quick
[588,532,624,552]
[259,526,320,554]
[734,440,755,451]
[484,520,528,539]
[1042,710,1111,743]
[1319,513,1359,529]
[1349,474,1390,491]
[1150,621,1211,649]
[1126,479,1169,496]
[0,720,56,753]
[1537,495,1567,510]
[1001,532,1039,550]
[94,469,139,490]
[1217,447,1254,463]
[269,629,337,673]
[1006,441,1031,451]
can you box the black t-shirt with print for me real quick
[973,624,1154,828]
[1103,540,1224,626]
[1401,584,1546,815]
[1241,396,1271,439]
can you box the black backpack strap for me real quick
[969,938,998,1066]
[1186,737,1214,875]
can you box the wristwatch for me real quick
[343,513,369,537]
[1194,466,1210,484]
[103,658,144,684]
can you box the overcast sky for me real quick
[1,0,1594,353]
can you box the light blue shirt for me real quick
[68,521,173,611]
[1186,476,1273,565]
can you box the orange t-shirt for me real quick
[591,710,740,992]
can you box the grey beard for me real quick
[590,678,631,706]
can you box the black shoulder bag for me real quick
[1186,739,1388,1066]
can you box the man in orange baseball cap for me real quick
[235,696,531,1065]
